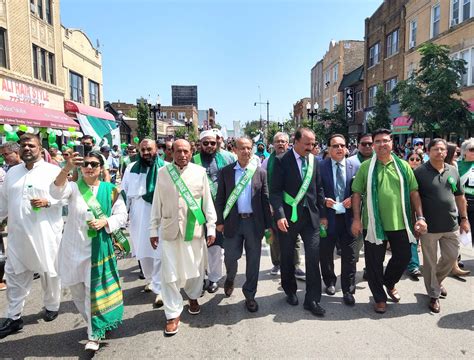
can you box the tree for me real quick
[321,105,349,142]
[126,108,138,118]
[394,42,472,136]
[173,127,187,139]
[243,120,263,139]
[368,85,392,132]
[136,101,152,141]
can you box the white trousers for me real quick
[69,282,95,340]
[161,273,204,320]
[5,262,61,320]
[140,257,161,295]
[207,246,224,283]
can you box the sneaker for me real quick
[295,268,306,281]
[0,282,6,291]
[85,340,100,352]
[270,265,280,276]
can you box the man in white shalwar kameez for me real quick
[0,134,64,339]
[150,139,217,336]
[122,139,164,306]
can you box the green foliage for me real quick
[320,105,349,143]
[368,85,392,132]
[243,120,263,138]
[126,108,138,118]
[394,42,472,136]
[136,101,152,141]
[173,127,187,139]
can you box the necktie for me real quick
[300,156,307,179]
[335,162,345,201]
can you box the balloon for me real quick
[62,131,70,137]
[3,124,13,132]
[55,130,62,136]
[49,143,58,149]
[0,125,3,133]
[46,127,53,134]
[68,127,76,133]
[120,143,127,149]
[61,145,69,152]
[5,132,19,142]
[33,127,40,134]
[76,131,83,138]
[26,126,34,134]
[48,132,56,145]
[133,136,139,144]
[67,141,75,148]
[18,124,28,132]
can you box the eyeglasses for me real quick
[331,144,346,149]
[409,157,421,162]
[202,141,217,146]
[468,148,474,153]
[82,161,101,168]
[360,142,373,147]
[374,139,392,145]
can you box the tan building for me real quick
[404,0,474,104]
[293,97,310,127]
[311,40,364,112]
[161,104,199,135]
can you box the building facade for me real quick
[338,65,365,137]
[171,85,198,108]
[293,97,310,127]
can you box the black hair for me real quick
[427,138,447,151]
[85,150,104,167]
[358,133,372,142]
[294,127,315,142]
[372,128,392,139]
[444,142,457,164]
[81,135,95,144]
[327,133,346,146]
[19,133,41,145]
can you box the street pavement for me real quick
[0,243,472,359]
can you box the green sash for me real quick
[267,152,276,189]
[167,164,206,241]
[283,153,314,222]
[193,152,227,200]
[223,160,258,219]
[76,180,124,339]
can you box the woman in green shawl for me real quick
[51,151,128,352]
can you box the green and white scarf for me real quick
[130,155,165,203]
[458,160,474,196]
[366,153,416,245]
[193,152,227,200]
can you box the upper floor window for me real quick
[409,20,417,49]
[31,0,52,25]
[385,77,398,93]
[386,29,399,57]
[368,85,377,108]
[161,112,167,120]
[178,112,186,120]
[333,65,338,82]
[69,71,83,102]
[368,43,380,68]
[332,95,338,108]
[171,112,175,119]
[324,70,330,86]
[355,91,363,112]
[37,0,43,20]
[431,4,441,38]
[89,80,99,107]
[452,0,472,24]
[463,0,472,21]
[323,99,330,110]
[32,44,55,84]
[0,28,7,69]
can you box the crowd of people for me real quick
[0,127,472,352]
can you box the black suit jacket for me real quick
[270,150,326,229]
[215,161,272,239]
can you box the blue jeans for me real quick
[407,239,420,272]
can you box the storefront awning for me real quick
[392,116,413,135]
[0,99,78,130]
[64,100,115,121]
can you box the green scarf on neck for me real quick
[130,155,165,203]
[458,160,474,195]
[267,152,276,189]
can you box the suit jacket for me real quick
[215,161,272,239]
[270,150,326,229]
[320,157,360,237]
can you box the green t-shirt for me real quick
[352,158,418,231]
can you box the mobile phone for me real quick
[74,144,85,157]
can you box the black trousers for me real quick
[320,214,356,293]
[364,230,411,303]
[278,208,322,304]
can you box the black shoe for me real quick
[286,293,299,306]
[325,285,336,296]
[343,292,355,306]
[245,299,259,312]
[43,309,58,322]
[138,271,145,280]
[0,318,23,339]
[362,268,368,281]
[303,301,326,316]
[207,281,219,293]
[33,273,40,280]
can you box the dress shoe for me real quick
[138,271,145,280]
[374,302,386,314]
[429,298,440,313]
[224,279,234,297]
[386,287,401,303]
[440,285,447,298]
[245,299,259,312]
[270,265,280,276]
[294,268,306,281]
[286,293,299,306]
[188,299,200,315]
[43,309,59,322]
[0,318,23,339]
[85,340,100,352]
[153,294,163,308]
[362,268,368,281]
[343,292,355,306]
[303,301,326,316]
[164,317,180,336]
[325,285,336,296]
[207,281,219,293]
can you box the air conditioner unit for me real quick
[409,41,415,49]
[451,19,458,27]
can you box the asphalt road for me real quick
[0,244,472,359]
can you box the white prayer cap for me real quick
[212,128,223,138]
[199,130,216,140]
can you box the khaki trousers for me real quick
[420,231,459,298]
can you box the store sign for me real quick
[1,78,50,107]
[345,87,354,123]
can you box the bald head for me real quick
[139,138,157,163]
[173,139,192,168]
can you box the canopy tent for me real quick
[392,116,413,135]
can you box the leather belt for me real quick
[239,213,253,219]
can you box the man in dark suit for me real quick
[270,127,328,316]
[320,134,360,306]
[215,137,273,312]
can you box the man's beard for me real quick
[143,154,156,165]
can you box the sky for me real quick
[60,0,381,130]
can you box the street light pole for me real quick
[254,100,270,138]
[148,95,161,141]
[306,101,319,129]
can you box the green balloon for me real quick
[133,137,139,144]
[121,143,127,149]
[6,132,19,142]
[67,141,75,148]
[48,132,56,145]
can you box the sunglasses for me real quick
[409,157,421,162]
[331,144,346,149]
[469,148,474,153]
[202,141,217,146]
[82,161,101,168]
[360,142,373,147]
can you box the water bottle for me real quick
[319,224,328,238]
[26,185,40,212]
[85,209,97,238]
[264,229,272,245]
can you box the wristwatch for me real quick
[416,216,426,221]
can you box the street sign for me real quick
[345,87,354,123]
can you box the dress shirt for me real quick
[331,158,346,213]
[234,162,253,214]
[292,149,307,177]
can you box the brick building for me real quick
[293,97,310,127]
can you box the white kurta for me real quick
[121,161,161,260]
[49,181,127,287]
[0,160,63,276]
[149,162,217,286]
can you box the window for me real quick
[69,71,83,102]
[452,0,460,25]
[171,112,175,119]
[355,91,363,112]
[461,50,470,86]
[452,47,474,86]
[30,0,35,13]
[32,44,55,84]
[48,53,54,84]
[463,0,471,21]
[333,65,338,82]
[333,95,338,108]
[39,49,46,81]
[178,112,186,120]
[324,70,330,86]
[368,43,380,67]
[471,49,474,85]
[37,0,43,20]
[431,4,441,38]
[385,77,398,93]
[45,0,52,24]
[323,99,330,110]
[407,62,416,79]
[368,85,377,108]
[386,29,399,57]
[89,80,99,107]
[32,46,38,79]
[0,28,6,68]
[409,20,417,48]
[161,112,167,120]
